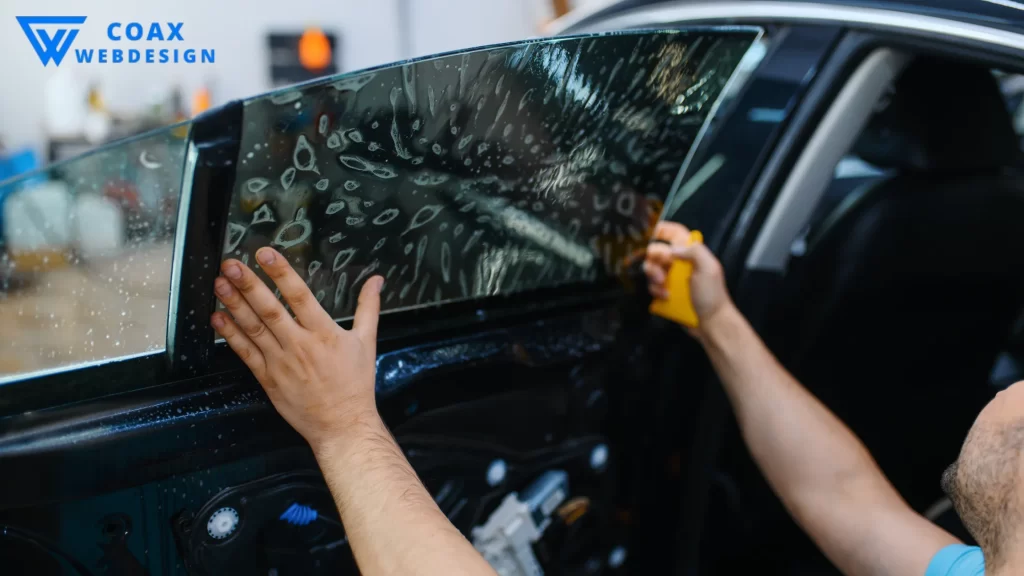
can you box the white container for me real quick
[74,194,124,259]
[4,180,73,252]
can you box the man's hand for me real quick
[642,223,960,576]
[210,246,383,453]
[210,247,496,576]
[643,221,733,332]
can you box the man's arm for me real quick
[313,412,494,576]
[644,223,959,576]
[210,247,496,576]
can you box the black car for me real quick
[2,1,1024,574]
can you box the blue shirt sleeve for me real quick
[926,544,985,576]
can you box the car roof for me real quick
[558,0,1024,34]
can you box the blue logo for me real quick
[17,16,214,67]
[17,16,87,67]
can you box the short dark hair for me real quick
[942,421,1024,569]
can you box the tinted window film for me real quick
[226,30,758,320]
[0,125,189,379]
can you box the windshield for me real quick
[0,29,758,382]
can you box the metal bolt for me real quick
[486,459,507,486]
[608,546,627,568]
[590,444,609,470]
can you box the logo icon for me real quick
[17,16,87,66]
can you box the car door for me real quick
[558,4,1024,576]
[0,27,794,575]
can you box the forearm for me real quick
[643,229,955,575]
[698,306,906,550]
[314,411,496,576]
[699,305,890,500]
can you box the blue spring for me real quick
[279,503,319,526]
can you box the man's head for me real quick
[942,380,1024,568]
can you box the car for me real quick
[2,1,1024,574]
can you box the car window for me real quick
[0,125,189,379]
[0,29,761,382]
[226,30,759,321]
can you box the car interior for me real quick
[710,47,1024,573]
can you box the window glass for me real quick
[0,29,759,381]
[226,30,758,320]
[0,124,189,378]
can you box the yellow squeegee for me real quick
[649,230,703,328]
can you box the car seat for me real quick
[788,56,1024,509]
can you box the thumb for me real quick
[353,276,384,343]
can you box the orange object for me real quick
[8,249,70,273]
[191,87,211,117]
[649,230,704,328]
[298,27,332,71]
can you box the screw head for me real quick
[608,546,627,568]
[590,444,609,470]
[486,459,507,486]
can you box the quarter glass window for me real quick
[0,125,189,378]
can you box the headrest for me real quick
[853,57,1021,174]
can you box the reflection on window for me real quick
[226,31,756,320]
[0,124,188,378]
[997,69,1024,144]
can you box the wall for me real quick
[408,0,545,59]
[0,0,544,156]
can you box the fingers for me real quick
[648,282,669,300]
[645,242,675,268]
[221,258,301,344]
[644,243,673,299]
[256,247,336,332]
[646,222,692,279]
[645,226,718,303]
[352,276,384,343]
[214,276,282,353]
[671,242,720,273]
[652,221,691,246]
[211,311,268,380]
[642,259,666,285]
